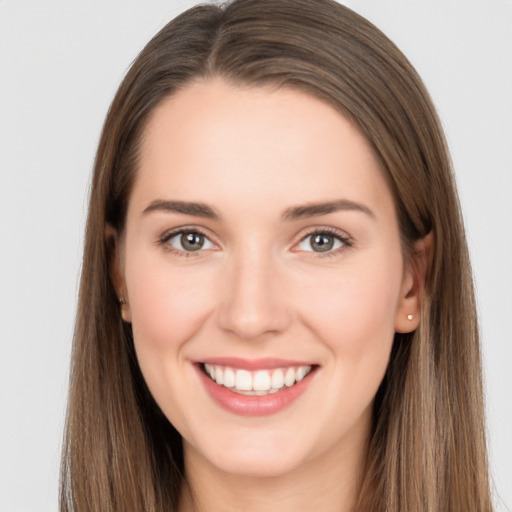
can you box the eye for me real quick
[297,230,349,253]
[163,230,216,252]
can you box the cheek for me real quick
[124,247,217,369]
[291,254,403,441]
[124,251,220,435]
[296,251,402,366]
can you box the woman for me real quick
[60,0,493,510]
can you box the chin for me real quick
[213,452,303,479]
[188,430,309,478]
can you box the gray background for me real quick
[0,1,510,511]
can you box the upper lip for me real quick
[196,357,316,371]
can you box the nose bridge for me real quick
[217,239,290,340]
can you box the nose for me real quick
[217,244,292,341]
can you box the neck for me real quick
[178,423,369,512]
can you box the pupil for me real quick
[181,232,204,251]
[312,234,334,252]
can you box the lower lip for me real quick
[196,365,317,417]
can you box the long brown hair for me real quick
[60,1,493,510]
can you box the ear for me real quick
[394,232,433,333]
[105,224,131,323]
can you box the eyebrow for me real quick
[141,198,375,222]
[142,199,219,219]
[282,199,375,221]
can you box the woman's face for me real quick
[115,78,420,477]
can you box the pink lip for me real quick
[195,362,318,417]
[197,357,314,370]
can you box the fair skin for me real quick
[110,77,424,512]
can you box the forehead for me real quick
[132,77,393,221]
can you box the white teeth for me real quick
[284,367,296,387]
[224,367,235,388]
[235,369,253,391]
[296,366,308,382]
[271,368,284,389]
[203,363,313,395]
[204,363,215,380]
[215,366,224,385]
[253,370,271,391]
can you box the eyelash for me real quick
[158,226,214,258]
[297,227,353,258]
[157,226,353,258]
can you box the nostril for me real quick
[215,259,292,339]
[216,300,292,341]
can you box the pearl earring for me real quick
[407,314,414,320]
[119,297,129,322]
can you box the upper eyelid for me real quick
[295,226,352,243]
[160,225,214,241]
[157,226,217,253]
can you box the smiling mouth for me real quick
[201,363,315,396]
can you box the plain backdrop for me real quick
[0,1,510,511]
